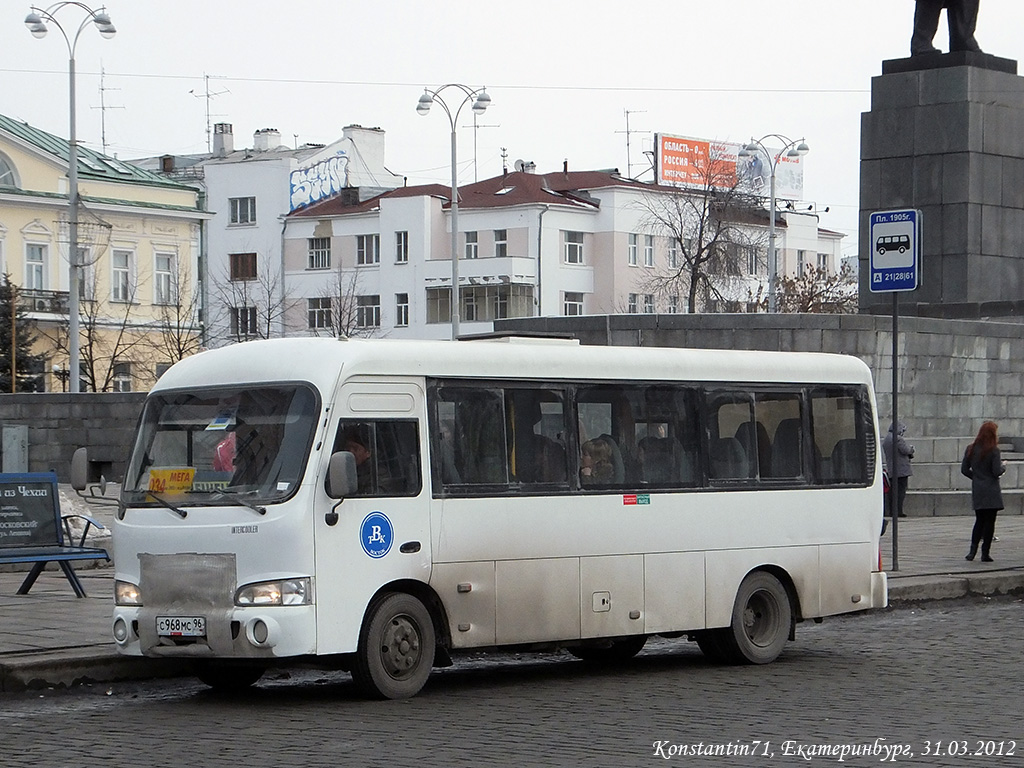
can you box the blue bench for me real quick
[0,472,109,598]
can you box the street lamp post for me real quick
[739,135,809,313]
[25,3,116,392]
[416,84,491,340]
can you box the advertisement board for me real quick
[654,133,804,200]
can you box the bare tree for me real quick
[307,270,380,339]
[147,263,203,363]
[211,263,296,345]
[39,271,147,392]
[771,262,859,314]
[637,154,767,313]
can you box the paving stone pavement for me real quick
[1,513,1022,692]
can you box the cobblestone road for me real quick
[2,597,1022,768]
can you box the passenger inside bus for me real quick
[580,437,617,485]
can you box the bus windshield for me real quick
[123,384,319,506]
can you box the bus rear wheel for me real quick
[352,592,436,699]
[720,571,792,664]
[569,635,647,663]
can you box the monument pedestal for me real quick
[859,53,1024,319]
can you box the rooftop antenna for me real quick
[91,64,123,155]
[500,146,509,175]
[616,109,647,180]
[460,113,500,182]
[189,73,230,153]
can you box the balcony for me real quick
[18,289,69,315]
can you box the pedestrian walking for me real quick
[882,421,915,518]
[960,420,1005,562]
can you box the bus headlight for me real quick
[235,577,311,606]
[115,580,143,606]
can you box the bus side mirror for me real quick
[71,447,90,491]
[326,451,358,499]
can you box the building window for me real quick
[229,196,256,225]
[112,362,132,393]
[668,294,679,314]
[817,252,829,271]
[747,247,759,276]
[396,293,409,326]
[78,254,94,300]
[628,293,638,313]
[628,234,638,266]
[464,289,479,321]
[307,238,331,270]
[396,231,409,264]
[308,297,332,330]
[465,231,478,260]
[154,253,175,305]
[112,249,133,302]
[230,306,258,337]
[25,244,45,290]
[356,295,381,327]
[494,229,507,258]
[426,287,451,324]
[564,291,584,316]
[230,252,257,281]
[644,235,654,267]
[564,231,584,264]
[155,362,173,380]
[643,294,655,314]
[668,243,679,270]
[357,234,380,265]
[798,249,809,277]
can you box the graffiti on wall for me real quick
[290,153,349,210]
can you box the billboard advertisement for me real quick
[654,133,804,201]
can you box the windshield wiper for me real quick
[145,492,188,519]
[205,488,267,516]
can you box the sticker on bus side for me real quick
[623,494,651,505]
[360,511,393,558]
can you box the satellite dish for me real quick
[514,159,525,172]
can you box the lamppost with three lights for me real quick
[416,84,491,340]
[739,135,809,313]
[25,2,116,392]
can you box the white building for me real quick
[279,166,846,340]
[138,123,404,346]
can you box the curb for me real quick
[888,572,1024,603]
[0,647,189,693]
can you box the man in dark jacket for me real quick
[912,1,981,55]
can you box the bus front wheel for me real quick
[352,592,436,699]
[721,571,791,664]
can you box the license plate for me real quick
[156,616,206,637]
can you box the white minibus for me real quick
[77,337,887,698]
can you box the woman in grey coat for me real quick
[960,420,1004,562]
[883,421,915,518]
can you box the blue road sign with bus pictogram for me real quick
[870,209,921,292]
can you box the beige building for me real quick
[0,113,209,392]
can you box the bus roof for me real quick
[153,337,873,394]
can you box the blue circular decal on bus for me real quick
[360,512,393,559]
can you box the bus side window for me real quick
[333,420,420,497]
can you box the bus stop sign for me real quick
[869,209,921,292]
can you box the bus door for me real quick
[313,382,429,655]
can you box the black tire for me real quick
[718,571,791,664]
[352,592,436,699]
[194,661,265,692]
[569,635,647,663]
[694,629,730,663]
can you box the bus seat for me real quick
[710,437,748,479]
[639,436,675,484]
[734,421,772,478]
[830,439,863,483]
[771,418,804,478]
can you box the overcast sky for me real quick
[4,0,1021,257]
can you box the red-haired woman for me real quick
[960,421,1005,562]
